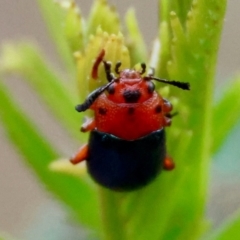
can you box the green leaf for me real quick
[87,0,121,37]
[36,0,75,73]
[0,43,81,140]
[212,76,240,153]
[156,0,227,239]
[207,210,240,240]
[60,0,85,53]
[160,0,193,25]
[125,8,147,64]
[0,82,100,231]
[157,21,171,78]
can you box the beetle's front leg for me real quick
[162,98,174,127]
[80,117,96,132]
[70,144,89,165]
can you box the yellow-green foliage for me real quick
[1,1,240,240]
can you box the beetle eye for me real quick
[147,81,155,93]
[107,84,115,94]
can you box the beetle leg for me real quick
[163,116,172,126]
[163,156,175,170]
[70,144,89,165]
[162,98,174,127]
[162,98,173,113]
[80,117,96,132]
[163,111,179,127]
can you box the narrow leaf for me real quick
[0,83,100,230]
[158,0,227,239]
[60,0,85,52]
[0,43,81,140]
[160,0,192,24]
[157,21,171,78]
[212,77,240,153]
[36,0,75,73]
[207,210,240,240]
[125,8,147,64]
[87,0,121,37]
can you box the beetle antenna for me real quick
[145,76,190,90]
[140,63,146,75]
[92,49,105,79]
[103,61,115,82]
[75,79,117,112]
[115,61,121,74]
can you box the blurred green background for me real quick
[0,0,239,239]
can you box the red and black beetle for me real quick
[70,50,190,191]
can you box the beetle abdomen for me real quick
[87,129,166,191]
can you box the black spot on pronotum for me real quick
[123,90,141,103]
[98,107,107,115]
[155,105,162,113]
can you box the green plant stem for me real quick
[158,0,227,239]
[99,188,126,240]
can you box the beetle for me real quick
[70,49,190,191]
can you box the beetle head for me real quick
[106,68,155,104]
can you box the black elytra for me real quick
[87,129,166,191]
